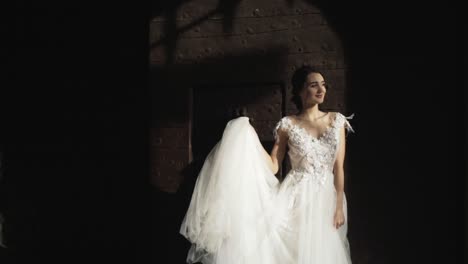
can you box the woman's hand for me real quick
[333,208,345,229]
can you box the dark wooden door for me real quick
[191,82,289,180]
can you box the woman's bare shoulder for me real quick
[285,114,302,121]
[274,115,295,131]
[331,111,342,119]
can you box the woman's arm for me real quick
[262,126,288,174]
[333,124,347,211]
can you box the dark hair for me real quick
[290,65,323,112]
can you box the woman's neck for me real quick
[298,105,325,121]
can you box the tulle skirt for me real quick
[179,117,352,264]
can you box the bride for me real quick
[179,66,355,264]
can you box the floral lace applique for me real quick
[272,112,355,190]
[273,116,293,142]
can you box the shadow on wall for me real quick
[149,0,355,67]
[151,0,244,66]
[150,45,290,124]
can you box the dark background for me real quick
[1,0,466,264]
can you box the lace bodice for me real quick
[273,112,355,187]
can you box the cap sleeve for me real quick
[336,112,355,136]
[273,116,292,142]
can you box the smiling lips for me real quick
[315,94,324,98]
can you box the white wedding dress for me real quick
[180,112,355,264]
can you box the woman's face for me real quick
[300,72,327,105]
